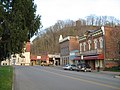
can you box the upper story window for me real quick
[94,39,98,49]
[99,37,103,48]
[80,43,82,52]
[61,46,69,55]
[83,42,86,51]
[88,40,92,50]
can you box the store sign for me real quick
[37,56,41,59]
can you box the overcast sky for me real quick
[34,0,120,29]
[30,0,120,41]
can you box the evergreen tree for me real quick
[0,0,41,62]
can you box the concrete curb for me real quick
[53,66,120,79]
[12,66,15,90]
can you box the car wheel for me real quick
[90,70,92,72]
[70,68,73,71]
[84,69,87,72]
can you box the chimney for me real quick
[59,35,63,42]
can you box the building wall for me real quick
[79,28,105,70]
[69,37,79,51]
[105,26,120,59]
[23,52,30,65]
[79,26,120,69]
[59,36,79,65]
[79,31,103,53]
[104,26,120,68]
[60,40,69,56]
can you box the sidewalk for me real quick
[92,70,120,79]
[55,66,120,74]
[54,66,120,78]
[100,71,120,75]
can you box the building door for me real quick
[86,60,95,70]
[90,60,95,70]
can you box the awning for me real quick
[30,55,37,60]
[40,55,49,61]
[83,54,104,60]
[98,54,104,59]
[83,56,98,60]
[73,57,80,60]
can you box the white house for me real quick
[1,42,30,66]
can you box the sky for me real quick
[34,0,120,28]
[31,0,120,41]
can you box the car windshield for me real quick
[71,65,76,67]
[65,64,70,67]
[77,63,91,68]
[85,64,91,68]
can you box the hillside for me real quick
[31,15,120,55]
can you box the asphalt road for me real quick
[14,66,120,90]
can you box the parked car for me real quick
[76,63,92,72]
[63,64,77,70]
[41,62,49,66]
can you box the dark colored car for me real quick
[76,63,92,72]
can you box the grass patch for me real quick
[0,66,13,90]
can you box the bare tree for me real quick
[30,15,120,55]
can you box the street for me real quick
[14,66,120,90]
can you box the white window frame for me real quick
[94,39,98,49]
[83,42,86,51]
[99,37,103,48]
[88,40,91,50]
[80,43,82,52]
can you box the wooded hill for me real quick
[31,15,120,55]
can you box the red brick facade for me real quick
[79,26,120,69]
[79,29,104,70]
[26,42,30,52]
[104,26,120,68]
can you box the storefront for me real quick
[69,50,80,65]
[80,54,104,70]
[30,55,37,66]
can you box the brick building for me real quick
[59,35,79,65]
[79,26,120,70]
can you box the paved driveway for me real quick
[14,66,120,90]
